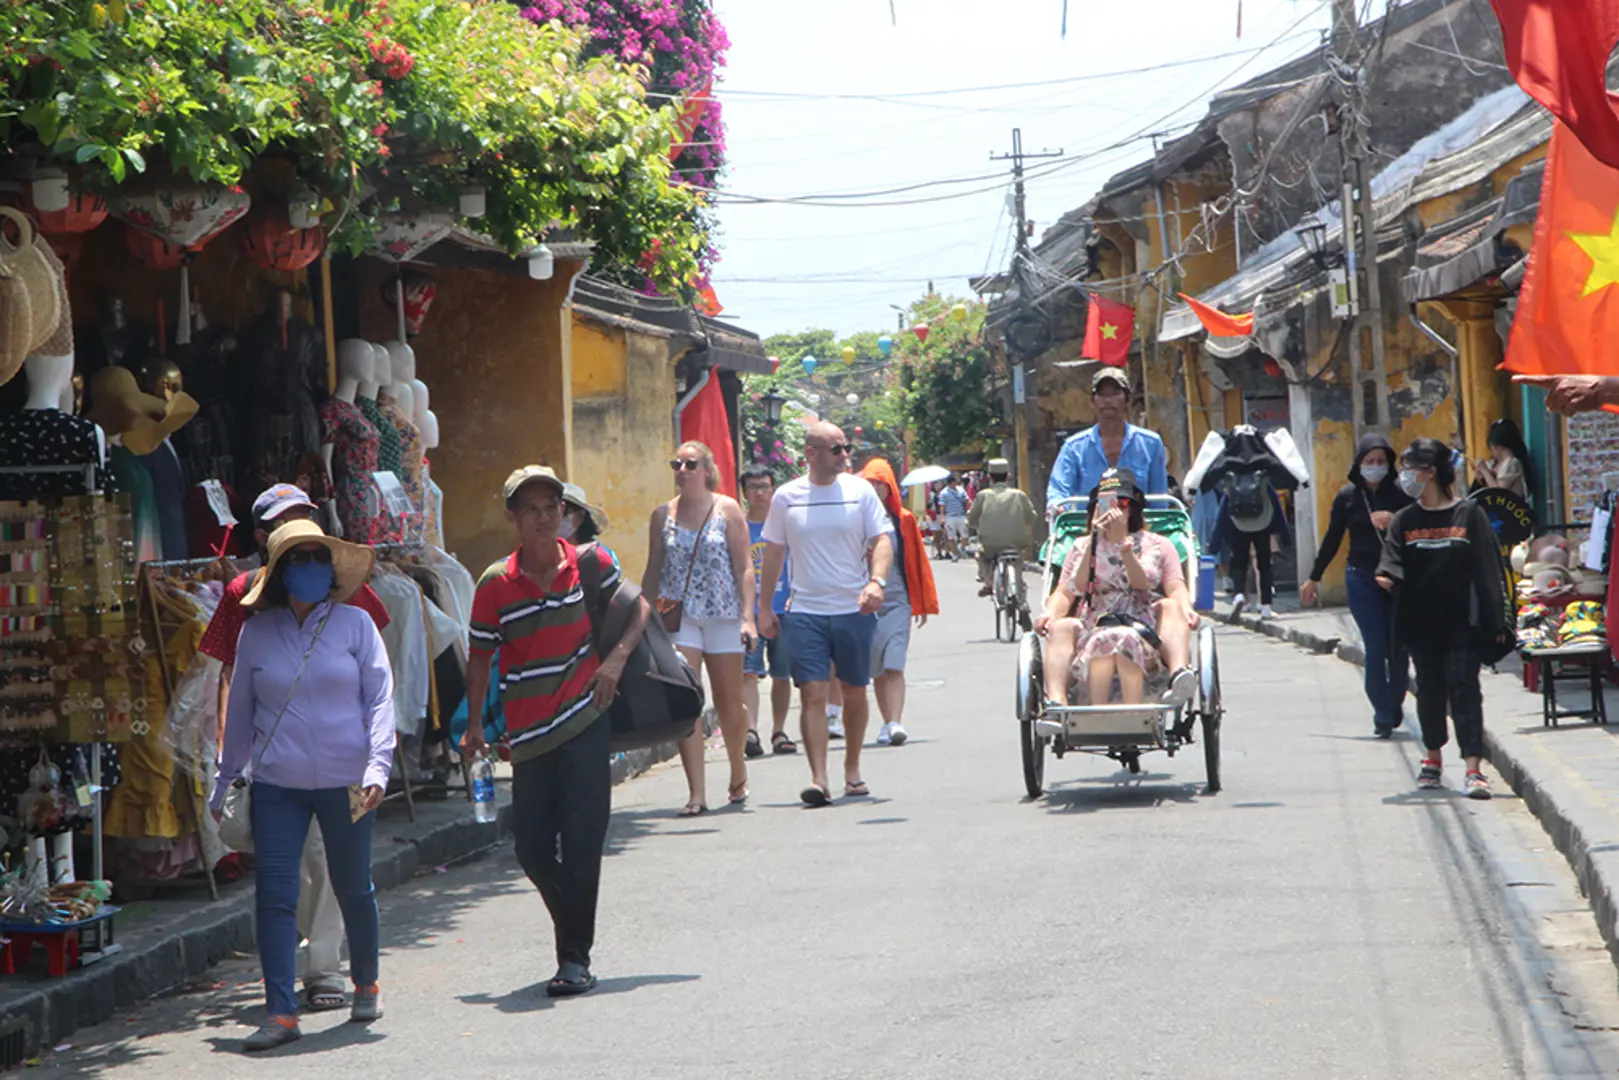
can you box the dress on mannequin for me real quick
[377,393,424,540]
[357,394,402,477]
[319,398,385,543]
[0,354,113,500]
[136,440,189,559]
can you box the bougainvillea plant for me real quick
[0,0,707,293]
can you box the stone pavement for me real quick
[1214,595,1619,979]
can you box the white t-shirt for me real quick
[762,474,890,616]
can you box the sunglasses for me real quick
[669,459,703,472]
[284,548,333,567]
[816,444,852,456]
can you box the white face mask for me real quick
[557,517,576,541]
[1359,463,1388,485]
[1397,468,1426,498]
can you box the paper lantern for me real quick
[912,323,930,344]
[110,185,251,249]
[239,204,326,271]
[768,355,780,373]
[840,345,855,364]
[853,426,863,437]
[380,269,437,337]
[802,355,818,375]
[877,335,893,357]
[124,224,184,271]
[369,210,454,263]
[29,190,108,236]
[845,392,860,405]
[875,420,885,430]
[1263,357,1282,378]
[950,303,968,323]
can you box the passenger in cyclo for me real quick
[1032,468,1199,709]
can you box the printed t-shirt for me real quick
[748,519,791,615]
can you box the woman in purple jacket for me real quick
[212,519,395,1050]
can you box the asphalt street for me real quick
[35,561,1619,1079]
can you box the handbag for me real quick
[217,606,333,852]
[655,500,716,633]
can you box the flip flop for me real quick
[728,782,749,805]
[844,780,870,798]
[677,802,709,818]
[800,785,832,808]
[772,732,797,755]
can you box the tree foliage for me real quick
[893,294,998,463]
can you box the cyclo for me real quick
[1015,493,1223,798]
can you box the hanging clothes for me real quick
[422,462,444,549]
[369,565,431,740]
[231,313,326,492]
[0,409,114,499]
[134,439,190,559]
[104,613,199,840]
[108,444,162,566]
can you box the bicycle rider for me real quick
[968,458,1037,613]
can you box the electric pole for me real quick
[991,127,1061,495]
[1332,0,1390,438]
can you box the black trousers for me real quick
[1409,644,1485,760]
[1229,530,1275,604]
[511,714,611,968]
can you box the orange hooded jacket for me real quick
[859,458,940,618]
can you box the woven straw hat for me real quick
[86,365,199,456]
[0,208,61,356]
[241,518,376,611]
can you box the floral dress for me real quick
[1061,530,1183,680]
[319,397,384,543]
[660,507,742,620]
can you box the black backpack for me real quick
[1228,471,1267,519]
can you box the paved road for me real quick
[38,562,1619,1078]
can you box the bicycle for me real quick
[991,550,1027,643]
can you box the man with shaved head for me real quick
[758,421,893,806]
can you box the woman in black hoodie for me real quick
[1376,438,1512,799]
[1301,433,1413,737]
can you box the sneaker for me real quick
[1231,594,1247,615]
[1417,760,1443,789]
[1373,725,1394,740]
[1257,604,1275,619]
[1162,667,1197,707]
[1464,771,1492,800]
[827,714,845,739]
[350,984,382,1023]
[880,721,908,747]
[977,585,992,597]
[244,1017,302,1051]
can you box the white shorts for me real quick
[944,517,969,541]
[671,614,746,655]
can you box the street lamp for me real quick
[761,390,786,425]
[1294,212,1342,270]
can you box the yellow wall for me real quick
[568,314,682,582]
[361,259,581,573]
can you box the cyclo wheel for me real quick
[1017,631,1046,797]
[1198,622,1223,795]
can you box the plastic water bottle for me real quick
[471,757,497,824]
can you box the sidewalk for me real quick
[0,743,676,1058]
[1214,596,1619,976]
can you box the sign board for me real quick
[1012,364,1026,405]
[1472,487,1533,546]
[372,471,414,517]
[200,479,236,528]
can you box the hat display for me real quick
[561,481,611,534]
[0,207,65,383]
[241,519,376,611]
[1091,366,1131,393]
[503,464,564,502]
[252,483,318,527]
[85,365,199,457]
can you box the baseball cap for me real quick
[503,464,564,502]
[1091,366,1131,393]
[251,483,317,528]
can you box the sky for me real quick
[707,0,1355,338]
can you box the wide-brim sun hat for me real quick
[561,481,611,534]
[241,518,376,611]
[86,364,199,457]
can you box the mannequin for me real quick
[417,381,444,549]
[380,341,425,541]
[320,340,386,543]
[0,352,112,500]
[355,342,404,541]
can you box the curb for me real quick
[1217,609,1619,977]
[0,741,676,1056]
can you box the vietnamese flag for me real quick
[1081,293,1134,366]
[1178,292,1254,337]
[1490,0,1619,170]
[680,372,737,496]
[1502,120,1619,411]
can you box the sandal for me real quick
[844,780,870,798]
[677,802,709,818]
[304,985,346,1012]
[771,731,797,755]
[744,730,764,759]
[728,781,749,805]
[800,785,832,808]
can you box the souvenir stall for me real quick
[1512,509,1612,728]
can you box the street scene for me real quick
[8,0,1619,1076]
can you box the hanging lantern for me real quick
[369,210,454,263]
[123,224,185,271]
[853,426,863,438]
[802,355,818,375]
[807,393,821,405]
[840,345,855,364]
[1263,357,1283,378]
[875,420,885,430]
[112,185,251,345]
[768,355,781,374]
[239,204,326,272]
[912,323,930,344]
[877,335,893,357]
[380,269,438,337]
[845,392,860,405]
[28,189,107,237]
[950,302,968,323]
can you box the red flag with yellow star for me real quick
[1504,120,1619,406]
[1081,293,1133,366]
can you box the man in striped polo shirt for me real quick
[463,465,648,998]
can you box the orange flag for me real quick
[1178,293,1254,337]
[1503,120,1619,410]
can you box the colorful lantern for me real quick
[950,302,969,323]
[912,323,930,344]
[840,345,855,364]
[877,335,893,357]
[854,426,863,437]
[124,225,184,271]
[845,392,860,405]
[379,269,438,337]
[368,210,454,263]
[802,355,818,375]
[28,190,108,237]
[768,355,781,373]
[239,204,326,272]
[875,420,885,430]
[111,185,252,344]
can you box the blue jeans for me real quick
[251,783,379,1017]
[1344,565,1408,728]
[780,611,877,687]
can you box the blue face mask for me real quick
[282,561,335,603]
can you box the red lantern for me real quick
[379,269,437,337]
[28,190,108,237]
[239,205,326,272]
[1263,357,1282,378]
[912,322,930,344]
[124,224,185,270]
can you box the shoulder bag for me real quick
[654,500,716,633]
[217,606,333,852]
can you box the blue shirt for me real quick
[748,520,791,615]
[212,601,396,810]
[1046,423,1168,507]
[939,486,970,517]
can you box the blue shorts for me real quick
[781,611,877,688]
[744,630,790,679]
